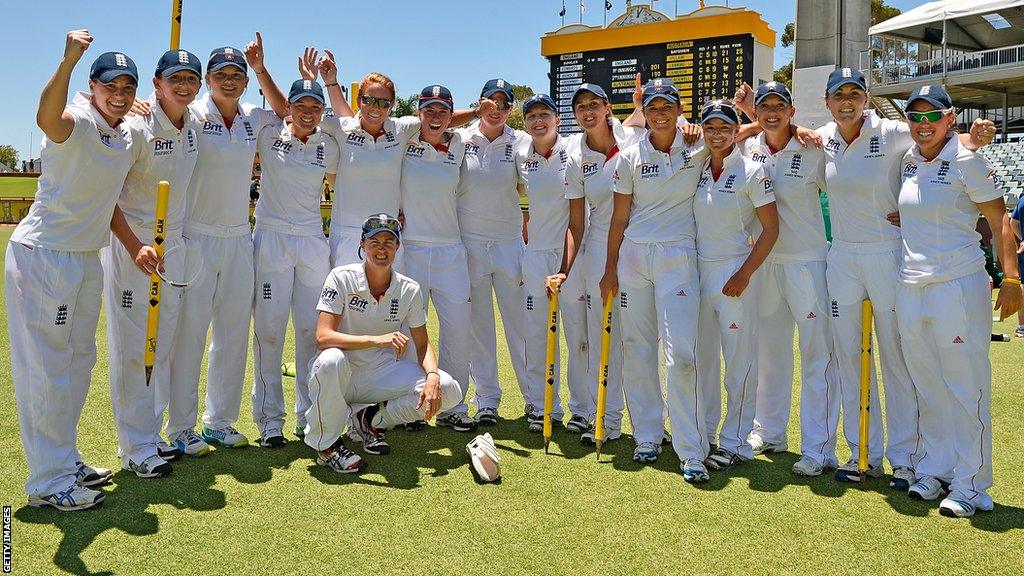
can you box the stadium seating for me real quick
[982,141,1024,208]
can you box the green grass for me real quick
[2,225,1023,575]
[0,177,37,199]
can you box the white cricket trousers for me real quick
[403,242,472,416]
[464,238,529,411]
[304,348,463,451]
[6,243,102,497]
[696,257,760,460]
[102,228,185,466]
[329,229,362,268]
[826,242,920,468]
[752,260,840,466]
[617,238,704,461]
[521,247,588,419]
[897,269,994,510]
[251,227,330,436]
[169,224,254,437]
[580,238,625,429]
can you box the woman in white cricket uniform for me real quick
[601,79,708,470]
[104,49,202,477]
[250,80,339,447]
[895,85,1021,518]
[6,33,137,510]
[399,85,478,433]
[554,83,645,443]
[805,68,994,487]
[170,37,287,454]
[305,214,463,473]
[740,82,840,477]
[516,94,587,433]
[693,100,778,478]
[456,79,531,426]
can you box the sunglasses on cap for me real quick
[361,214,402,238]
[359,95,393,108]
[907,109,953,123]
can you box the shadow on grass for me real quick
[14,441,308,576]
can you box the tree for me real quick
[871,0,901,25]
[390,93,417,118]
[0,144,18,172]
[507,84,535,131]
[774,61,793,85]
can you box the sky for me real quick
[0,0,921,160]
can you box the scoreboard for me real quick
[550,34,754,132]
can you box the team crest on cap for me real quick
[224,48,234,56]
[920,85,931,95]
[841,67,852,77]
[303,80,312,90]
[178,51,189,63]
[432,85,441,96]
[654,79,664,87]
[115,53,127,66]
[497,79,505,88]
[766,81,777,89]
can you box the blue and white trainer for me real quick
[633,441,662,463]
[28,484,105,512]
[202,425,249,448]
[939,497,979,518]
[74,461,112,488]
[890,466,916,491]
[908,476,950,501]
[174,429,211,457]
[682,459,710,483]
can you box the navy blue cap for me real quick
[571,83,609,104]
[288,79,325,104]
[826,67,867,95]
[642,78,679,106]
[481,78,514,102]
[523,94,557,114]
[905,84,953,111]
[361,213,402,241]
[155,49,201,78]
[700,99,740,125]
[208,47,247,74]
[418,84,454,110]
[89,52,138,83]
[754,81,793,105]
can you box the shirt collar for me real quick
[279,121,323,143]
[468,121,514,144]
[356,262,398,297]
[754,131,802,156]
[73,92,119,131]
[640,128,686,157]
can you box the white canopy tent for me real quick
[869,0,1024,50]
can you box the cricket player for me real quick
[250,79,339,447]
[170,35,287,454]
[104,49,202,476]
[895,85,1021,517]
[739,82,841,477]
[601,79,709,473]
[399,84,478,433]
[7,31,137,510]
[304,214,463,473]
[694,100,778,476]
[455,79,533,426]
[516,94,588,433]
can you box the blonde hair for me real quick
[358,72,396,100]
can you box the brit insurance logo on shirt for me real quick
[582,161,600,179]
[150,137,175,157]
[271,139,294,155]
[824,138,841,153]
[902,161,918,181]
[639,162,662,179]
[98,130,114,148]
[750,150,769,164]
[464,142,480,157]
[202,120,224,136]
[347,293,369,313]
[405,143,427,159]
[320,286,339,306]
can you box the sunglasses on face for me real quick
[359,95,393,108]
[907,109,953,123]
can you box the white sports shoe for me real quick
[748,433,788,455]
[317,442,366,474]
[908,476,950,501]
[173,429,211,457]
[74,461,113,487]
[156,441,181,462]
[29,484,105,511]
[792,456,825,477]
[565,414,590,434]
[682,458,710,483]
[633,442,662,463]
[939,497,982,518]
[124,454,172,478]
[890,466,916,490]
[834,459,884,482]
[202,425,249,448]
[580,425,622,446]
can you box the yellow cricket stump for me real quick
[144,181,170,385]
[858,299,873,481]
[594,295,614,461]
[543,280,560,454]
[170,0,183,50]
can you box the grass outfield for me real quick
[0,177,37,198]
[1,225,1023,575]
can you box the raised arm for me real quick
[245,32,288,118]
[317,49,354,118]
[38,29,93,143]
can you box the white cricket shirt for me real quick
[898,136,1002,285]
[743,133,827,263]
[253,119,339,235]
[694,146,776,262]
[119,98,199,233]
[518,135,571,252]
[12,92,136,251]
[399,131,466,245]
[564,118,645,244]
[456,122,530,243]
[612,128,708,245]
[320,114,420,233]
[818,110,913,249]
[317,263,427,368]
[186,93,277,230]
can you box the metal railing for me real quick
[865,43,1024,87]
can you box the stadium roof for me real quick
[869,0,1024,50]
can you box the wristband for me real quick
[325,82,338,87]
[1002,277,1021,286]
[426,370,440,379]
